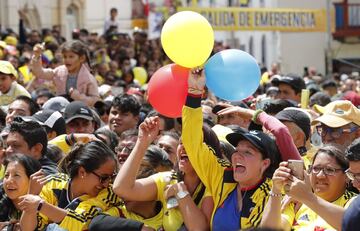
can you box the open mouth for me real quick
[234,163,246,173]
[180,154,189,161]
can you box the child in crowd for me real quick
[31,40,99,106]
[0,61,31,108]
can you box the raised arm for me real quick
[30,44,56,80]
[113,116,159,201]
[182,68,228,195]
[257,112,301,160]
[217,107,301,161]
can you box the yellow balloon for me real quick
[133,67,148,86]
[161,11,214,68]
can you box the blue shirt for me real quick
[213,188,241,231]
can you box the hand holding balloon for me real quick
[188,68,205,95]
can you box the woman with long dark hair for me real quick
[19,141,118,231]
[0,153,41,230]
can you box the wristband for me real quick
[70,133,76,145]
[269,191,282,197]
[251,109,264,124]
[65,135,71,146]
[37,200,44,211]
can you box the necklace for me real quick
[237,188,248,212]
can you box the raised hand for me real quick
[138,116,160,145]
[33,43,44,58]
[28,170,50,195]
[188,67,205,95]
[272,162,293,194]
[286,170,312,202]
[217,105,255,120]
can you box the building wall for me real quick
[276,0,328,74]
[84,0,132,35]
[0,0,131,40]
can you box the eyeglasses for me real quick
[316,125,358,139]
[309,165,343,176]
[91,171,117,184]
[345,169,360,182]
[115,144,135,154]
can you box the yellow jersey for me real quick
[151,171,210,231]
[282,190,356,231]
[38,173,120,230]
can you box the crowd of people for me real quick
[0,5,359,231]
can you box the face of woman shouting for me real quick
[231,140,270,188]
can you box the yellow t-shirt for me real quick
[49,134,71,154]
[38,174,120,230]
[0,82,31,106]
[282,190,357,231]
[151,171,211,231]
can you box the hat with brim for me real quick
[311,100,360,127]
[65,114,93,124]
[312,114,352,128]
[0,60,18,78]
[33,110,66,135]
[275,108,311,140]
[313,104,325,114]
[271,74,306,92]
[64,101,94,124]
[226,130,268,157]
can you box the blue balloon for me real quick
[205,49,261,101]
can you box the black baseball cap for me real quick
[32,110,66,136]
[271,74,306,92]
[226,130,279,160]
[275,108,311,140]
[63,101,93,124]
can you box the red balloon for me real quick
[148,64,189,118]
